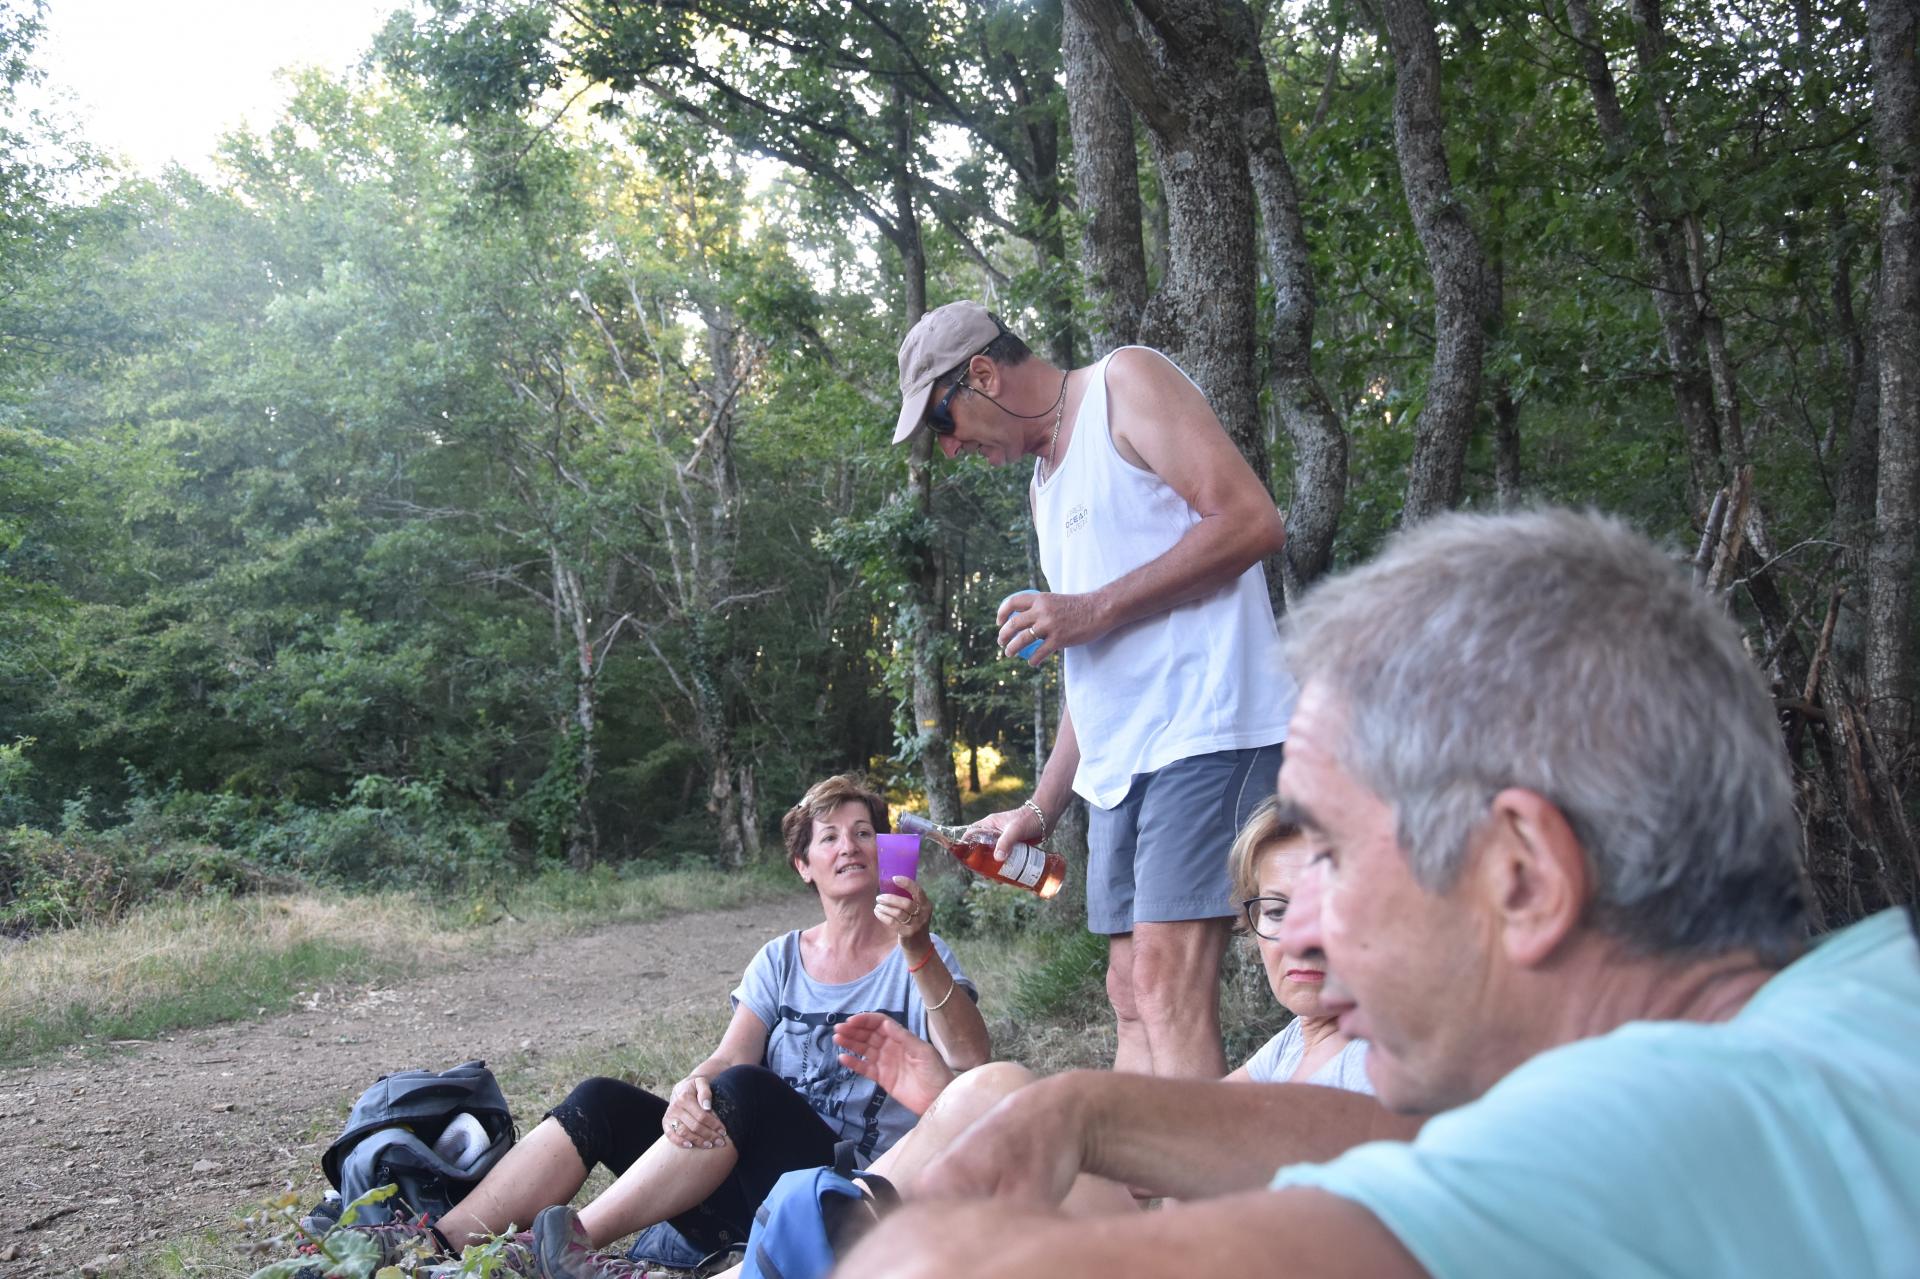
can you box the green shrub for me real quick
[918,867,975,934]
[1009,927,1109,1020]
[220,778,516,891]
[1222,933,1288,1068]
[959,873,1077,936]
[0,770,518,936]
[0,803,295,935]
[0,824,135,931]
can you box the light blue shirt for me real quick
[731,930,976,1163]
[1271,908,1920,1277]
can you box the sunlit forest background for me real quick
[4,0,1918,930]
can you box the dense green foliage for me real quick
[0,54,1045,900]
[1,0,1912,924]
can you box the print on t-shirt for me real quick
[770,1004,909,1160]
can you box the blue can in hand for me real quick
[1001,590,1044,661]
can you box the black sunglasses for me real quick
[927,373,969,436]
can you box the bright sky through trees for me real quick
[22,0,397,176]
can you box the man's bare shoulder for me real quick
[1102,346,1228,467]
[1104,345,1191,397]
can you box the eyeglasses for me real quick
[1241,895,1289,940]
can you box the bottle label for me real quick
[1002,842,1046,888]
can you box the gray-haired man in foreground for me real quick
[843,508,1920,1278]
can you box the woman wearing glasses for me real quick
[1225,796,1373,1092]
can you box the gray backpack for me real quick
[321,1060,516,1224]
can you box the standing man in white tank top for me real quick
[892,301,1298,1079]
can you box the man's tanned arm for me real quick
[840,1188,1426,1279]
[914,1070,1424,1205]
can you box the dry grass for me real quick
[2,892,462,1005]
[0,892,456,1062]
[0,865,793,1065]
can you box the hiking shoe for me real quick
[531,1205,650,1278]
[324,1213,451,1267]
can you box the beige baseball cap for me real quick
[893,300,1002,444]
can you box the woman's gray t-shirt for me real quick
[731,930,978,1161]
[1243,1018,1375,1094]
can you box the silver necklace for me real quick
[1039,373,1069,482]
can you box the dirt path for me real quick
[0,893,819,1278]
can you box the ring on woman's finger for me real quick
[670,1119,681,1131]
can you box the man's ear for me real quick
[1476,789,1589,967]
[968,353,1000,396]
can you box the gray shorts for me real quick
[1085,742,1286,934]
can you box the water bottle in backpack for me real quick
[319,1060,517,1225]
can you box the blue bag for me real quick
[738,1140,900,1279]
[624,1220,739,1273]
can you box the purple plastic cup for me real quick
[875,833,921,886]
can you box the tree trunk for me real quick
[1493,384,1522,509]
[1563,0,1808,701]
[1810,28,1875,686]
[1563,0,1725,512]
[1867,0,1920,738]
[738,763,761,859]
[682,309,756,865]
[1025,526,1050,770]
[1242,20,1345,601]
[894,96,964,823]
[552,550,600,870]
[1379,0,1489,522]
[1833,276,1879,683]
[1458,14,1520,513]
[1014,48,1078,368]
[1136,126,1264,484]
[709,741,744,868]
[1064,0,1147,358]
[1066,0,1268,492]
[1627,0,1750,468]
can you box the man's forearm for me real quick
[841,1188,1424,1279]
[1089,509,1283,639]
[1058,1071,1423,1199]
[1031,704,1081,825]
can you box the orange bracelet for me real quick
[906,947,936,974]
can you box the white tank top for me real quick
[1033,348,1296,809]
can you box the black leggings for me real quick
[545,1065,838,1253]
